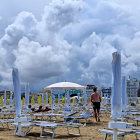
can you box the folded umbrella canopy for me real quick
[12,67,21,117]
[111,51,122,119]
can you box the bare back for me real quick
[91,92,101,103]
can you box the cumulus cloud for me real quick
[0,0,140,91]
[14,37,70,82]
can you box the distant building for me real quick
[102,87,111,98]
[86,85,96,102]
[127,77,140,98]
[86,85,96,96]
[0,90,11,98]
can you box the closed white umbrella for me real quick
[122,76,128,112]
[83,89,87,106]
[42,93,44,105]
[111,51,122,140]
[10,91,13,105]
[12,68,21,117]
[12,68,30,136]
[4,91,6,106]
[66,90,70,105]
[45,92,48,105]
[12,67,22,136]
[111,51,122,119]
[25,83,29,109]
[78,92,80,103]
[51,90,55,110]
[58,93,61,104]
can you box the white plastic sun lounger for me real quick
[11,121,83,138]
[99,128,136,140]
[34,121,83,138]
[0,119,14,129]
[11,121,36,136]
[32,113,63,121]
[63,112,92,125]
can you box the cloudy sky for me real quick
[0,0,140,92]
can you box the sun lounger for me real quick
[32,113,63,121]
[11,121,83,138]
[0,119,14,129]
[63,112,92,125]
[0,112,15,119]
[34,121,83,138]
[132,126,140,140]
[11,121,36,136]
[99,128,136,140]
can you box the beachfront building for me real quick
[127,77,140,103]
[86,85,96,103]
[127,77,140,97]
[102,87,111,98]
[101,87,111,105]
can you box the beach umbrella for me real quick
[107,94,110,104]
[111,51,122,140]
[4,91,6,106]
[58,93,61,104]
[122,76,128,112]
[10,91,13,105]
[25,83,29,109]
[42,93,44,105]
[100,91,103,107]
[104,94,108,105]
[12,67,21,117]
[51,90,55,109]
[45,82,85,90]
[111,51,122,119]
[78,92,80,103]
[66,90,70,105]
[45,82,86,105]
[45,92,48,105]
[83,89,87,106]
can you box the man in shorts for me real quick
[90,87,101,122]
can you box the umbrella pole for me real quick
[113,129,117,140]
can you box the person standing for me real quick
[90,87,101,122]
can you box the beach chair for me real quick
[63,112,92,125]
[11,121,36,136]
[11,120,83,138]
[0,119,14,129]
[98,128,136,140]
[34,121,83,138]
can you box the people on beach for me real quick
[31,105,51,112]
[90,87,101,122]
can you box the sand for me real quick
[0,113,137,140]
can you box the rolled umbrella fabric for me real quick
[78,92,80,103]
[58,93,61,104]
[4,91,6,106]
[25,83,29,109]
[122,76,128,112]
[83,89,87,106]
[45,92,48,105]
[51,91,55,108]
[66,90,70,105]
[42,93,44,105]
[12,68,21,117]
[111,51,122,119]
[10,91,13,105]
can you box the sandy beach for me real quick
[0,112,137,140]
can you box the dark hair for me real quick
[93,87,97,92]
[39,106,42,109]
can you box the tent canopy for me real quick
[45,82,86,90]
